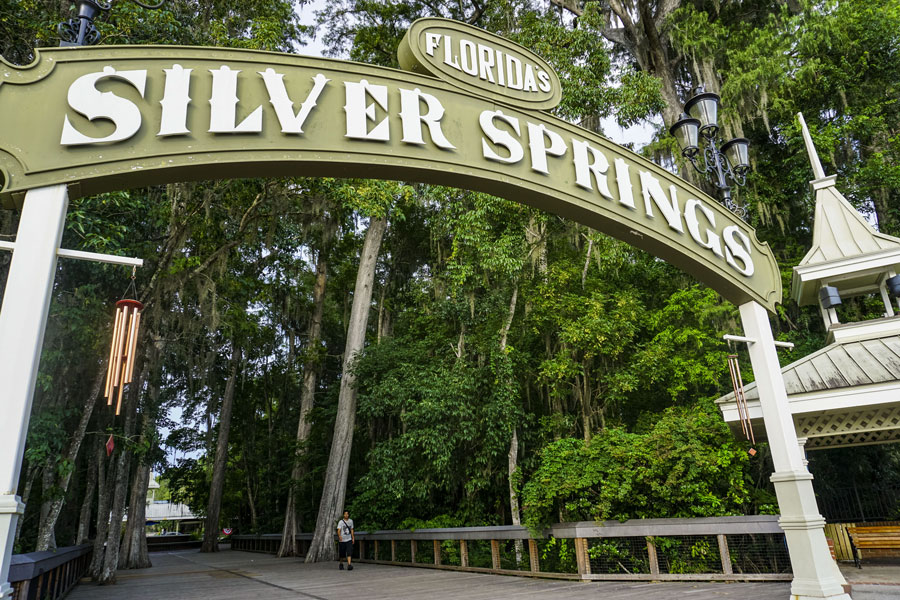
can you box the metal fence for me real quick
[817,486,900,523]
[231,516,793,582]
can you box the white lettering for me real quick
[523,64,538,92]
[61,66,147,146]
[443,35,461,70]
[572,140,613,199]
[425,33,441,57]
[158,64,191,137]
[459,39,478,76]
[723,225,755,276]
[260,69,329,134]
[478,44,495,83]
[479,110,523,164]
[614,158,636,209]
[495,50,505,86]
[344,79,390,141]
[537,70,551,93]
[399,88,455,149]
[639,171,684,233]
[685,199,724,257]
[505,54,523,90]
[527,122,566,175]
[208,66,263,133]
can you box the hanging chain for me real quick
[122,265,139,300]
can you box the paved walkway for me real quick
[66,549,799,599]
[839,563,900,600]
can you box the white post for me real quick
[0,185,69,599]
[739,301,849,600]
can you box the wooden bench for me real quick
[846,525,900,568]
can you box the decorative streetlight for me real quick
[670,86,751,218]
[58,0,166,47]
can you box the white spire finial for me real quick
[797,112,826,180]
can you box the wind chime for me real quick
[104,267,143,417]
[726,350,757,456]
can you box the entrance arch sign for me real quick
[0,18,855,600]
[0,44,780,311]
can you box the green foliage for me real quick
[521,401,751,531]
[350,339,519,528]
[7,0,900,554]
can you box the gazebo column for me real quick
[740,301,848,600]
[0,185,69,600]
[797,438,809,467]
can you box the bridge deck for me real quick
[66,549,798,599]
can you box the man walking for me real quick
[337,510,355,570]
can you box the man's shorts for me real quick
[339,540,353,558]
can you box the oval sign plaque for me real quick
[398,17,562,111]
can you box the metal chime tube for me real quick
[104,299,143,415]
[125,310,140,384]
[104,305,124,401]
[735,361,755,445]
[111,305,130,403]
[727,355,748,437]
[117,305,137,414]
[727,354,755,444]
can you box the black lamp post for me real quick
[59,0,166,47]
[670,86,751,218]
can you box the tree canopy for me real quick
[2,0,898,568]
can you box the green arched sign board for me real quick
[0,18,781,311]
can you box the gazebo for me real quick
[717,115,900,451]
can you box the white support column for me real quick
[878,278,895,318]
[0,185,69,600]
[739,301,849,600]
[797,438,810,467]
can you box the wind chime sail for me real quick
[104,298,143,415]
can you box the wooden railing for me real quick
[232,515,793,582]
[8,544,92,600]
[231,533,312,554]
[146,534,202,552]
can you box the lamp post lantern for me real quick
[670,86,751,219]
[58,0,166,47]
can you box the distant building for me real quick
[123,473,202,534]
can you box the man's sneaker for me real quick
[339,562,344,570]
[348,564,353,571]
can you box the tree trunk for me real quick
[508,428,524,564]
[37,465,57,550]
[246,472,259,532]
[119,460,152,569]
[500,285,523,565]
[279,251,328,557]
[578,371,592,443]
[305,216,387,563]
[120,339,163,569]
[201,343,242,553]
[90,442,112,578]
[35,362,106,551]
[14,464,38,546]
[97,358,146,584]
[75,446,98,545]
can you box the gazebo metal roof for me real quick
[716,332,900,449]
[719,334,900,403]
